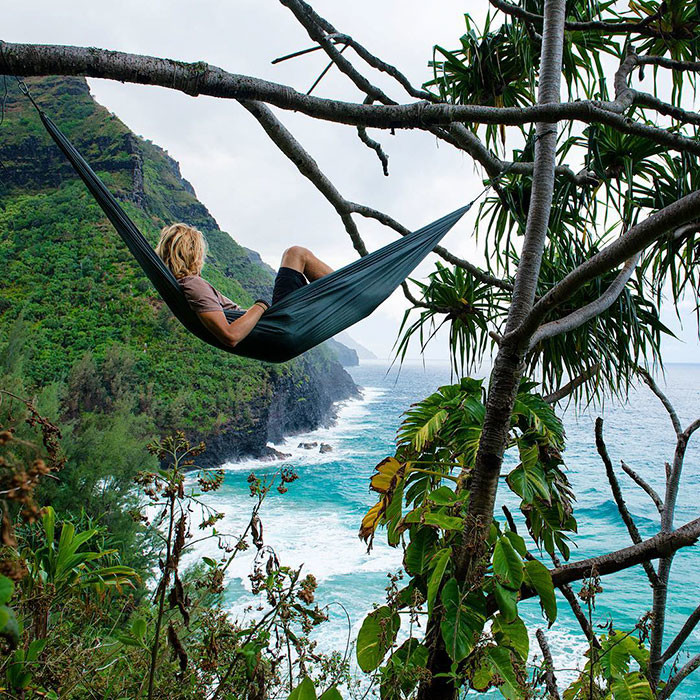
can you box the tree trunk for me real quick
[418,0,568,696]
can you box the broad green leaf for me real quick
[610,672,653,700]
[356,606,400,672]
[486,646,524,700]
[404,527,438,575]
[493,537,523,590]
[423,512,464,531]
[319,688,343,700]
[504,531,527,558]
[493,582,518,623]
[440,578,486,662]
[0,605,20,647]
[524,559,557,625]
[427,486,461,505]
[427,547,451,614]
[131,617,147,641]
[492,614,529,660]
[288,676,317,700]
[0,576,14,605]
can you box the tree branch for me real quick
[536,629,561,700]
[620,461,664,515]
[543,363,600,404]
[638,368,682,437]
[539,516,700,591]
[660,603,700,665]
[659,653,700,700]
[528,253,640,350]
[513,187,700,343]
[595,418,660,587]
[5,41,700,157]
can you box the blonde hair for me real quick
[156,223,207,278]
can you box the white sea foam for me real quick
[214,386,386,473]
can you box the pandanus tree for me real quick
[2,0,700,696]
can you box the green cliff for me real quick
[0,75,357,461]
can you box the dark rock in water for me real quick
[298,442,319,449]
[259,446,292,462]
[319,443,333,453]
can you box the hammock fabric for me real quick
[39,110,469,363]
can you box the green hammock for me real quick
[38,110,469,363]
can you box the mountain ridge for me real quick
[0,75,358,462]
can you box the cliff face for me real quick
[0,76,357,462]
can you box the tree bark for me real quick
[418,1,568,697]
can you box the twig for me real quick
[620,461,663,515]
[595,418,660,587]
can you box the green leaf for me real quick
[423,512,464,531]
[440,578,486,662]
[27,638,47,663]
[0,576,14,605]
[610,672,653,700]
[288,676,317,700]
[427,547,451,614]
[0,605,20,648]
[427,486,461,505]
[486,646,524,700]
[524,559,557,625]
[404,527,438,575]
[493,582,518,623]
[319,688,343,700]
[492,614,529,660]
[504,531,527,558]
[131,617,147,641]
[356,606,400,672]
[493,537,523,590]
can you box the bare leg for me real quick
[280,245,333,282]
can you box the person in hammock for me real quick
[156,223,333,348]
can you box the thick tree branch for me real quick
[540,517,700,590]
[595,418,660,587]
[5,41,700,158]
[514,187,700,342]
[528,253,639,350]
[620,461,664,515]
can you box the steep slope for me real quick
[0,76,357,460]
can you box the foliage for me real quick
[357,378,572,697]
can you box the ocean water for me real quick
[189,360,700,698]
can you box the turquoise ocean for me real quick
[190,361,700,697]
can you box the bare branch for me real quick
[638,368,683,437]
[514,187,700,343]
[661,603,700,665]
[356,99,389,175]
[659,653,700,700]
[536,629,561,700]
[543,363,600,404]
[620,461,664,515]
[542,516,700,590]
[595,418,660,587]
[6,41,700,158]
[529,254,640,350]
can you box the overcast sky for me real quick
[6,1,699,362]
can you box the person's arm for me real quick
[197,301,269,348]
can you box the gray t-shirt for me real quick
[177,275,239,314]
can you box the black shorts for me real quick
[272,266,308,305]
